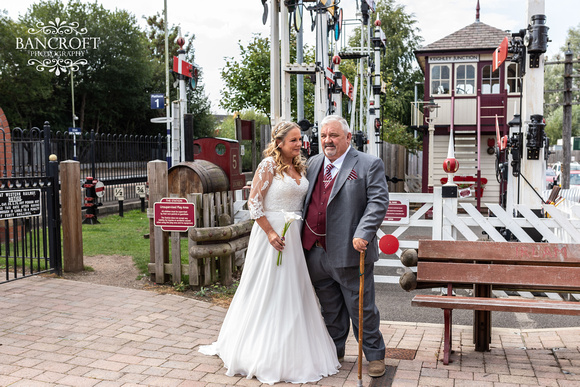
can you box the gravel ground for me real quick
[62,254,148,289]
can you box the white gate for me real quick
[377,187,580,301]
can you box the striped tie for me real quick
[324,164,334,189]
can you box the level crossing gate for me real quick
[377,187,580,301]
[0,123,62,284]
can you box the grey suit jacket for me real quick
[303,147,389,267]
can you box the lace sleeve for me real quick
[248,157,276,219]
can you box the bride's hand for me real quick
[267,230,285,251]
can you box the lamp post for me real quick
[424,98,440,191]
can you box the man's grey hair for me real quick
[320,115,351,135]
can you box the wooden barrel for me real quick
[168,160,229,197]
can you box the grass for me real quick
[82,209,239,305]
[82,209,152,274]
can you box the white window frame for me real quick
[430,64,451,96]
[454,63,476,95]
[481,64,500,94]
[506,63,521,94]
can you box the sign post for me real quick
[68,127,81,160]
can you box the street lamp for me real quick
[424,97,440,191]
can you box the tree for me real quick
[341,0,423,127]
[219,32,315,120]
[11,0,157,133]
[220,34,271,117]
[144,13,215,138]
[0,10,57,128]
[543,23,580,143]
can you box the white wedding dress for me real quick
[199,157,340,384]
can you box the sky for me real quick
[3,0,579,115]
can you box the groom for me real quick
[302,115,389,378]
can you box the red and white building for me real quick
[412,6,518,209]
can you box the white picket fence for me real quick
[377,187,580,301]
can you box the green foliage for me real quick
[144,13,216,138]
[0,1,215,136]
[343,0,424,126]
[545,105,580,143]
[173,281,186,292]
[81,210,150,273]
[543,23,580,143]
[217,110,269,171]
[220,34,271,116]
[219,32,315,120]
[382,118,422,153]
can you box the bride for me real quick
[199,121,340,384]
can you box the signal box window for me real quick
[455,64,476,95]
[482,65,500,94]
[506,63,521,94]
[430,64,451,95]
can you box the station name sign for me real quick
[0,189,42,220]
[429,54,479,63]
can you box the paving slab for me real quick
[1,276,579,386]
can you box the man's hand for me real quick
[352,237,368,252]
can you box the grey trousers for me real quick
[304,245,385,361]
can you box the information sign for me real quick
[135,185,146,198]
[95,181,105,197]
[0,189,41,220]
[151,93,164,109]
[68,127,81,135]
[114,187,124,201]
[383,199,409,225]
[154,198,195,232]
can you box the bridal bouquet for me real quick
[277,211,302,266]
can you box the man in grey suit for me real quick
[302,115,389,378]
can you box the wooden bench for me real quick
[411,240,580,365]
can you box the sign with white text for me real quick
[0,189,41,220]
[154,198,195,232]
[383,199,409,225]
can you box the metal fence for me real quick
[1,123,61,283]
[50,130,167,203]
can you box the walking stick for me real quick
[357,250,365,387]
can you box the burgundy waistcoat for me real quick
[302,165,336,250]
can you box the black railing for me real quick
[51,130,167,203]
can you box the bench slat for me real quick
[412,295,580,315]
[418,240,580,263]
[417,261,580,289]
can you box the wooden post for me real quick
[60,160,83,272]
[148,160,169,283]
[562,47,573,189]
[188,193,202,286]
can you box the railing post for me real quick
[90,129,96,179]
[47,151,63,276]
[43,121,51,175]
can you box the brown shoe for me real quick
[368,359,385,377]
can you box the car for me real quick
[546,167,556,189]
[571,171,580,189]
[552,161,580,180]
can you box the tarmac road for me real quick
[374,282,580,330]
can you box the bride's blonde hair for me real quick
[263,121,307,176]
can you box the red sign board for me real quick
[383,199,409,224]
[173,56,193,77]
[154,198,195,232]
[493,36,509,72]
[342,74,354,100]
